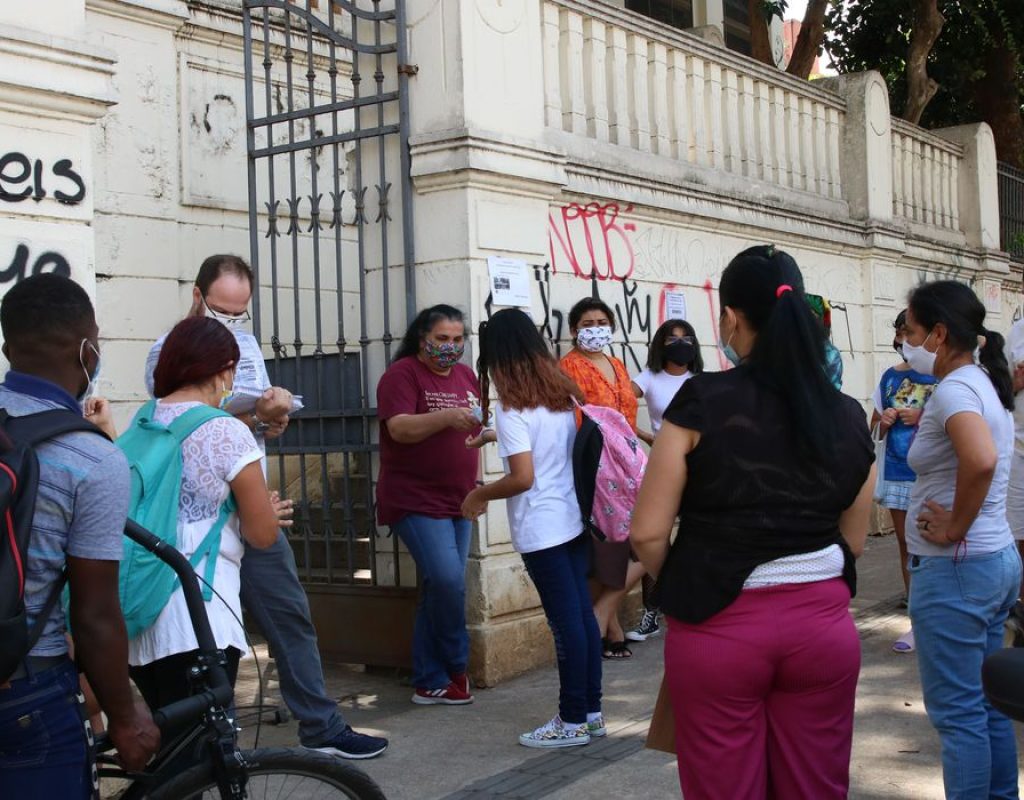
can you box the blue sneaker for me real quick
[310,726,389,760]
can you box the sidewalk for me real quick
[234,534,1024,799]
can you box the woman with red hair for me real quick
[125,316,290,710]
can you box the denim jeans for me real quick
[0,658,96,799]
[909,543,1022,800]
[240,530,347,746]
[393,514,471,690]
[521,534,602,724]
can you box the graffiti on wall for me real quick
[548,202,637,281]
[0,153,86,205]
[1,243,71,286]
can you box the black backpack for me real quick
[0,408,107,683]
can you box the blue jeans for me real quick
[909,543,1022,800]
[393,515,471,690]
[240,531,347,746]
[521,534,602,724]
[0,659,95,799]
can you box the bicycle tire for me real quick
[143,747,387,800]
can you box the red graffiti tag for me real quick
[548,202,636,281]
[703,279,731,371]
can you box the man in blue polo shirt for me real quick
[0,274,159,797]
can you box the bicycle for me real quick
[97,520,387,799]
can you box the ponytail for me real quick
[908,281,1013,411]
[719,246,837,463]
[980,329,1014,411]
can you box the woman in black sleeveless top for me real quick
[631,246,875,800]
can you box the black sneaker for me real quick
[626,609,661,642]
[310,726,389,760]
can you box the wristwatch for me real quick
[251,414,271,435]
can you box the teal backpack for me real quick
[117,399,237,640]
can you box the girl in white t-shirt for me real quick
[462,309,602,750]
[627,319,703,643]
[631,319,703,446]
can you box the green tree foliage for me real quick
[826,0,1023,167]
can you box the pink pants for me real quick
[665,578,860,800]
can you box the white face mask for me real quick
[577,325,613,353]
[902,332,937,376]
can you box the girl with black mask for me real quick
[631,319,704,447]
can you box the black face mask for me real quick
[664,340,696,368]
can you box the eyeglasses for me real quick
[666,335,695,345]
[203,296,251,326]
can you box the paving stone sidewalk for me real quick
[233,534,1024,799]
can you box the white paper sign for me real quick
[665,291,687,322]
[487,256,531,308]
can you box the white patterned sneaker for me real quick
[587,714,607,738]
[518,715,591,749]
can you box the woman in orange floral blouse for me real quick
[560,297,644,659]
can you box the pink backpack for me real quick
[571,401,648,543]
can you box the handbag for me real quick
[871,422,886,503]
[645,673,676,755]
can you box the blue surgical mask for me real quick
[78,339,101,403]
[719,329,741,367]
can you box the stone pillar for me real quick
[406,0,571,685]
[818,71,893,222]
[692,0,725,36]
[935,123,1002,251]
[0,1,117,362]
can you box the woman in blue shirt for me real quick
[871,309,937,654]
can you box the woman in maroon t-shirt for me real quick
[376,304,489,705]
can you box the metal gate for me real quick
[242,0,417,666]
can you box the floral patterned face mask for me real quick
[424,338,465,369]
[576,325,613,353]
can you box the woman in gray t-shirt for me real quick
[902,280,1021,799]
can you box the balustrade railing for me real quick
[541,0,845,201]
[890,119,963,233]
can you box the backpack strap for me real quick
[2,408,108,446]
[187,497,237,602]
[133,401,231,445]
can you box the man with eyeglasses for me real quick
[143,254,388,760]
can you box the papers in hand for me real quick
[224,390,304,416]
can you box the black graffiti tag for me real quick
[0,153,86,205]
[0,244,72,285]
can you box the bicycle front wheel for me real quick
[146,747,386,800]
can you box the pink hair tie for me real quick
[776,284,793,298]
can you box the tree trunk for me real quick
[785,0,828,78]
[901,0,944,124]
[748,0,774,66]
[971,40,1024,169]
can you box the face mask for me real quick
[664,340,696,368]
[203,297,251,328]
[902,332,937,376]
[717,319,743,367]
[78,339,101,403]
[577,325,613,353]
[424,339,464,369]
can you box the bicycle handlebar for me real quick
[123,520,234,733]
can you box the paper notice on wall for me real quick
[487,256,531,308]
[665,291,687,321]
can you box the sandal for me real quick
[892,629,915,654]
[602,639,633,660]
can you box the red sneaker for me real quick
[411,681,474,705]
[450,672,470,696]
